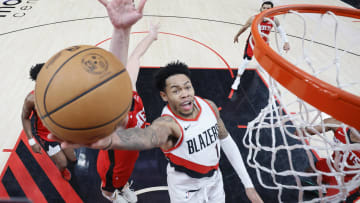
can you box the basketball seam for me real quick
[39,46,131,130]
[42,47,101,117]
[41,69,127,119]
[47,100,132,130]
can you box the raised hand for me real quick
[98,0,147,29]
[283,42,290,52]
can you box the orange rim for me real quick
[252,4,360,129]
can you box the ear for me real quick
[160,91,168,102]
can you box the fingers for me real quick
[61,142,82,149]
[137,0,147,14]
[98,0,108,7]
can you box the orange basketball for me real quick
[34,45,133,144]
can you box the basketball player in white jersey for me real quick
[231,1,290,92]
[53,62,263,202]
[49,0,262,202]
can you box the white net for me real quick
[243,5,360,203]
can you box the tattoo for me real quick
[206,99,229,139]
[115,128,153,150]
[114,116,174,150]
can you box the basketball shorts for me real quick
[243,37,269,60]
[31,124,61,157]
[97,149,139,192]
[166,164,225,203]
[243,39,254,60]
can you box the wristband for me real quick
[28,138,36,146]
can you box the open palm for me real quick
[99,0,147,29]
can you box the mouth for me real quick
[180,101,193,111]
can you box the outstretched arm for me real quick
[274,17,290,52]
[99,0,147,65]
[49,115,182,151]
[127,22,159,90]
[234,16,253,43]
[303,117,342,135]
[206,99,263,203]
[105,116,180,150]
[21,93,42,154]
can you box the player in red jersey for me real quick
[21,63,77,181]
[231,1,290,91]
[300,117,360,197]
[96,0,156,202]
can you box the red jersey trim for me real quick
[166,97,202,121]
[165,153,219,174]
[161,114,184,153]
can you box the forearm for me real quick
[235,27,247,37]
[221,135,254,188]
[276,26,288,43]
[127,34,157,89]
[109,28,131,66]
[111,127,162,150]
[129,34,156,60]
[22,118,34,139]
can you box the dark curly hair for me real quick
[29,63,45,81]
[154,61,191,91]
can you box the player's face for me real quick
[260,4,273,12]
[161,74,195,118]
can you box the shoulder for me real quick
[203,99,220,116]
[248,16,255,23]
[24,92,35,104]
[152,115,178,130]
[204,99,217,109]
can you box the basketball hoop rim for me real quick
[252,4,360,129]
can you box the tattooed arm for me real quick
[48,115,181,150]
[93,115,181,150]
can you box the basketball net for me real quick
[242,5,360,203]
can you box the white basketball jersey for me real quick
[161,96,220,178]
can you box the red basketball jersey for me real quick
[97,91,146,189]
[258,17,274,42]
[333,127,360,168]
[247,16,274,43]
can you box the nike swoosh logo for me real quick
[184,125,191,131]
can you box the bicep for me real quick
[22,94,34,120]
[151,116,182,144]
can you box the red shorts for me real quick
[97,149,139,192]
[243,37,269,60]
[243,39,254,60]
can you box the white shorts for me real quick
[167,164,225,203]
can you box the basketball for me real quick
[34,45,133,144]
